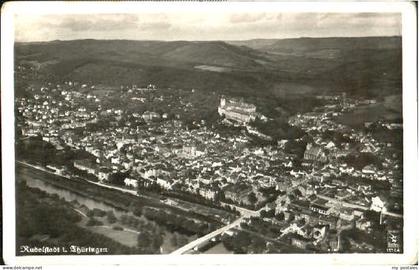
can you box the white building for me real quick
[218,97,257,124]
[124,178,138,188]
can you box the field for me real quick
[270,82,316,98]
[195,65,230,73]
[336,95,402,128]
[203,242,233,254]
[84,224,139,248]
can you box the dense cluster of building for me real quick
[16,73,403,253]
[288,95,402,207]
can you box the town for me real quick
[15,62,403,254]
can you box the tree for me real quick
[275,212,285,221]
[152,234,163,251]
[251,237,266,253]
[365,210,381,225]
[261,209,275,218]
[235,231,251,249]
[137,231,152,249]
[92,208,106,217]
[106,211,117,224]
[86,210,94,218]
[120,214,129,225]
[177,234,189,246]
[248,192,257,205]
[170,233,178,247]
[266,242,278,253]
[222,235,235,251]
[86,218,103,226]
[214,191,225,202]
[132,207,143,217]
[113,225,123,231]
[297,218,306,227]
[128,201,137,213]
[109,171,129,186]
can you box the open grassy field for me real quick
[336,95,402,128]
[84,224,139,248]
[270,82,316,98]
[194,65,231,73]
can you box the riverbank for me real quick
[16,161,234,252]
[17,161,232,225]
[16,182,135,255]
[17,169,198,254]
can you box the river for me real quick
[17,164,129,217]
[16,163,196,253]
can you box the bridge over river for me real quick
[171,208,261,255]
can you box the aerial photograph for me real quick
[13,11,403,255]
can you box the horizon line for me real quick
[15,35,402,44]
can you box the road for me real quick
[18,161,254,224]
[72,208,88,217]
[317,194,402,218]
[97,225,140,234]
[17,160,138,197]
[220,202,258,216]
[18,161,251,220]
[22,160,401,254]
[18,161,261,254]
[17,161,266,255]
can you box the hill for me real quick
[228,36,401,57]
[230,36,402,98]
[15,39,271,70]
[15,37,402,99]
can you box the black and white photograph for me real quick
[1,1,418,267]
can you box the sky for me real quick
[14,12,401,42]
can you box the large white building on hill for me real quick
[218,97,257,124]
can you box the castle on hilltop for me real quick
[218,97,257,124]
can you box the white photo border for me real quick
[1,1,418,267]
